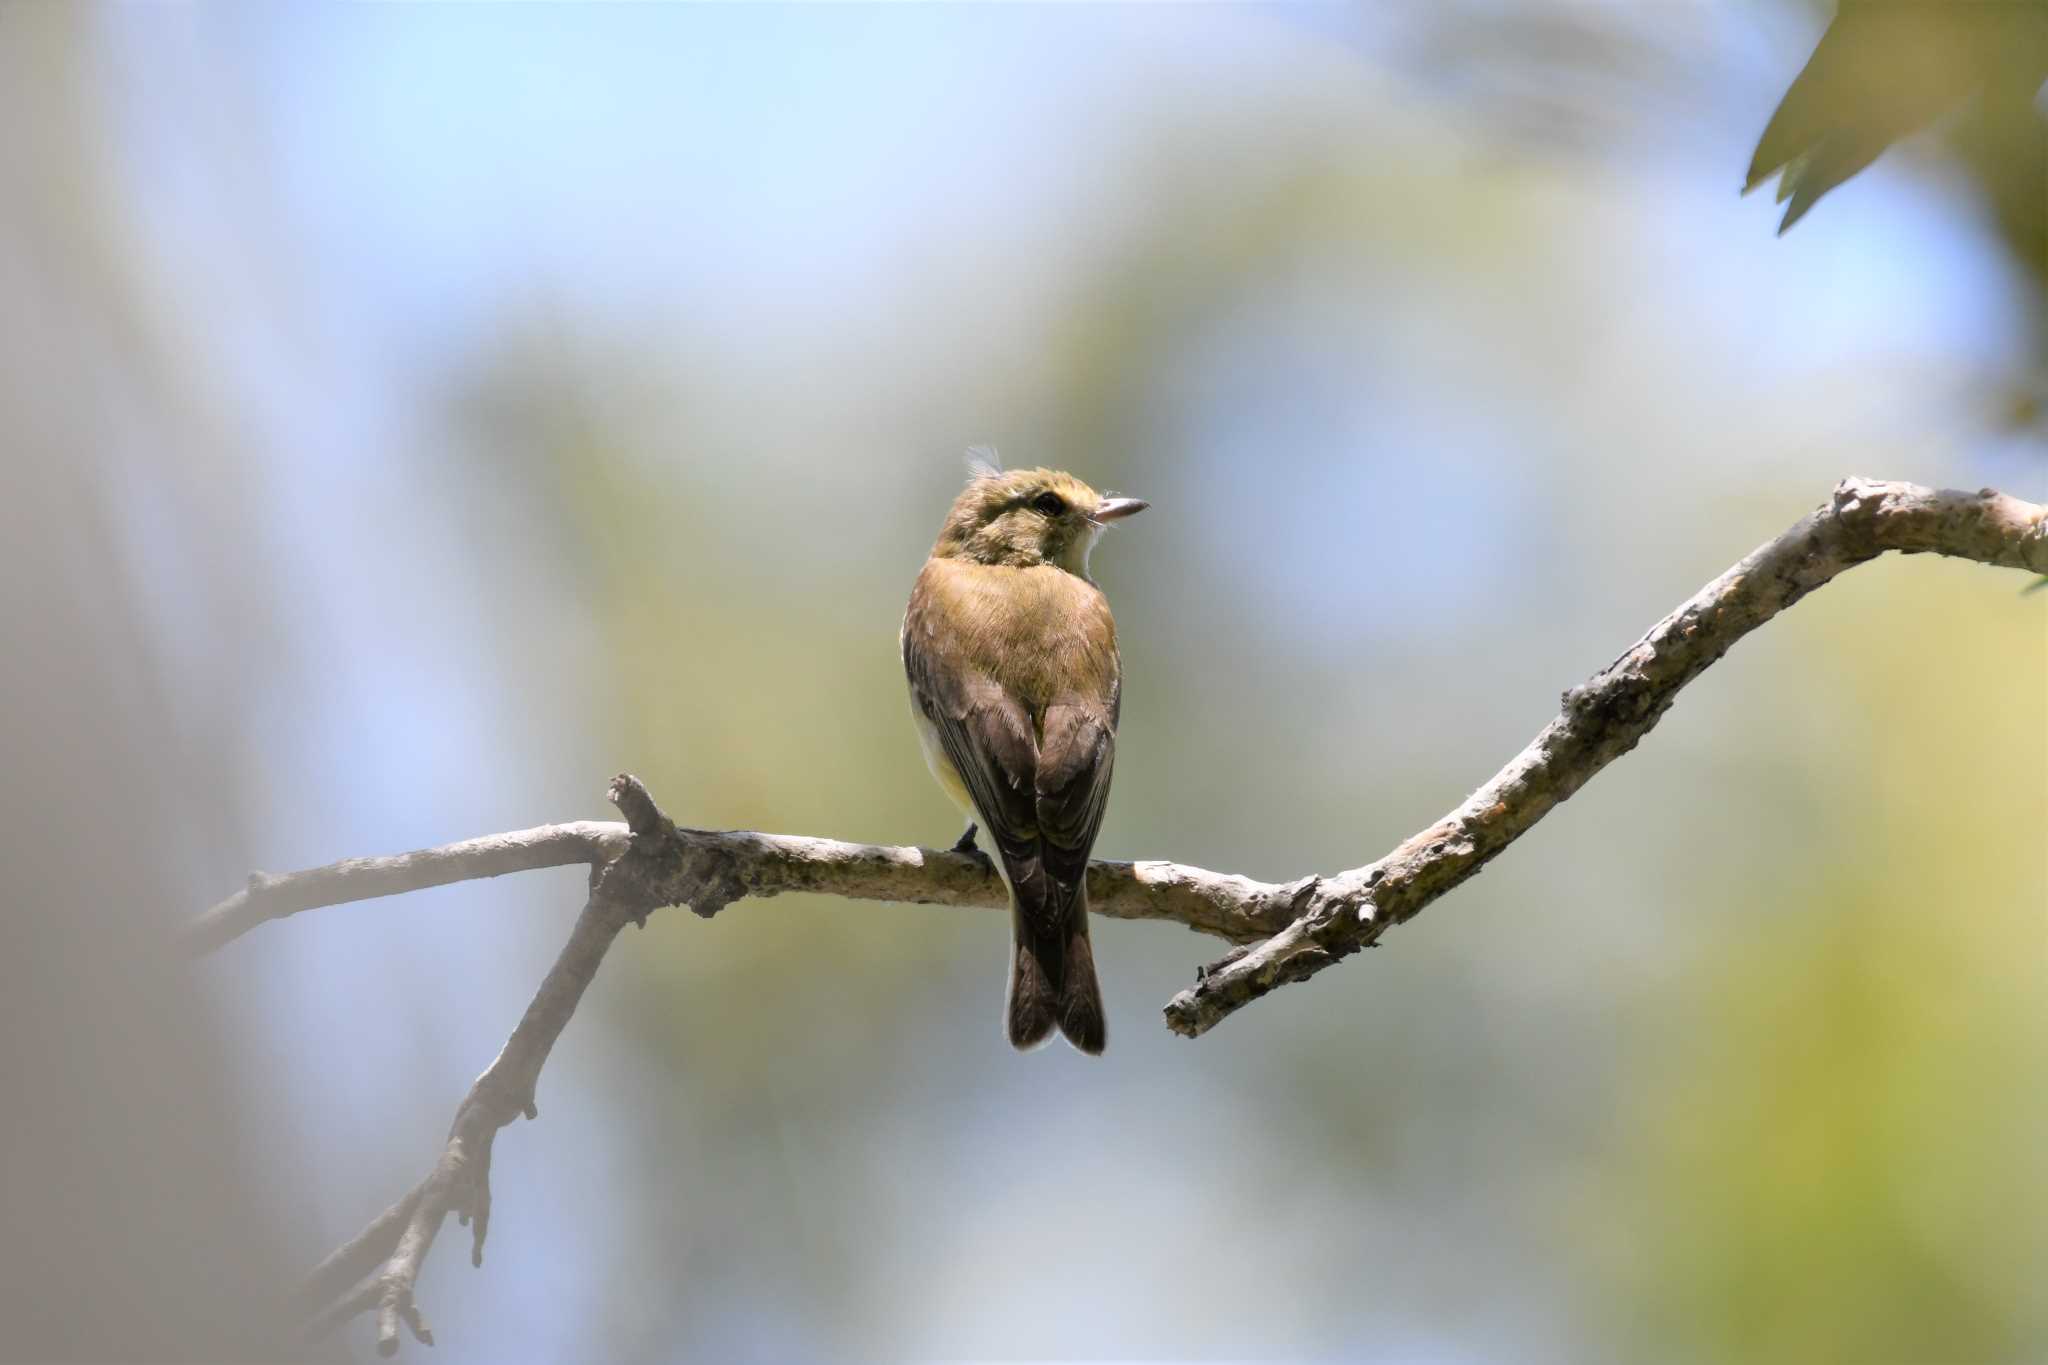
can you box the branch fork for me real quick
[287,774,755,1354]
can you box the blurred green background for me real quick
[1,4,2040,1362]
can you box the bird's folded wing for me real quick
[903,623,1117,937]
[1029,701,1116,934]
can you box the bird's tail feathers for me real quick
[1007,931,1058,1051]
[1056,918,1106,1055]
[1006,897,1105,1056]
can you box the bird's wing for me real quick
[903,611,1053,918]
[1028,698,1116,937]
[903,565,1119,937]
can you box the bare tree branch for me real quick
[181,822,629,954]
[189,816,1309,956]
[296,777,673,1354]
[1163,478,2048,1034]
[202,478,2046,1355]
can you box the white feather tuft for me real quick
[963,444,1003,480]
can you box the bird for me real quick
[901,453,1147,1054]
[1746,0,2048,233]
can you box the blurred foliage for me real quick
[1765,0,2048,446]
[1382,0,2048,441]
[1748,0,2048,442]
[1747,1,2048,235]
[1583,567,2046,1362]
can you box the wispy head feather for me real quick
[964,444,1004,481]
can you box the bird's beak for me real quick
[1093,497,1148,524]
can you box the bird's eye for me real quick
[1032,492,1066,517]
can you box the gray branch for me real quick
[1162,478,2048,1034]
[188,816,1308,957]
[296,778,666,1355]
[202,478,2046,1355]
[182,822,629,954]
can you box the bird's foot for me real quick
[950,822,980,855]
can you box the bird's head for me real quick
[932,459,1147,577]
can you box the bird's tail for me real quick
[1008,896,1106,1056]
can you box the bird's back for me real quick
[904,558,1120,723]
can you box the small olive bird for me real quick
[901,456,1147,1054]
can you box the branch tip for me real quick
[608,773,671,838]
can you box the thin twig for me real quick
[295,1181,424,1327]
[300,887,631,1354]
[182,822,629,954]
